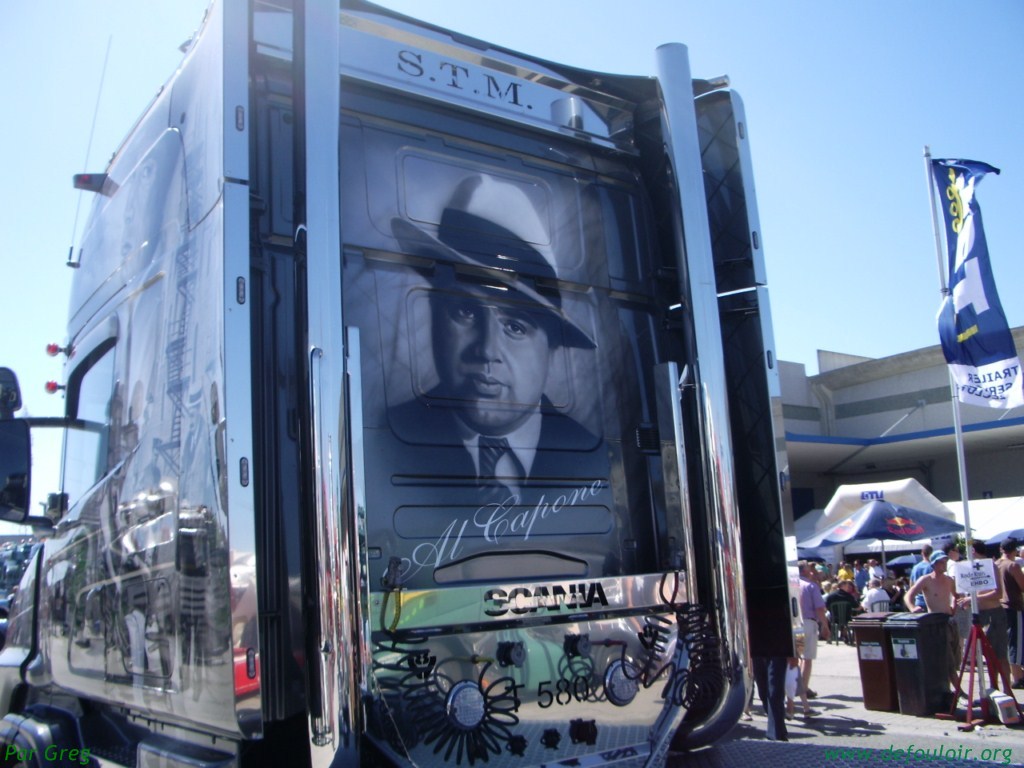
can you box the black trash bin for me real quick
[850,611,897,711]
[885,612,953,716]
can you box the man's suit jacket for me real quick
[363,394,614,588]
[386,393,603,482]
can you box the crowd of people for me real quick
[747,539,1024,741]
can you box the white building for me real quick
[781,325,1024,522]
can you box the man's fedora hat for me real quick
[392,174,596,349]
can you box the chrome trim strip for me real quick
[724,94,794,559]
[655,361,698,592]
[308,348,341,751]
[369,572,682,634]
[301,2,352,764]
[221,0,260,739]
[346,327,373,696]
[222,0,249,182]
[224,176,260,736]
[224,174,260,733]
[655,42,749,741]
[726,92,768,288]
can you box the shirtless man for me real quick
[905,551,961,691]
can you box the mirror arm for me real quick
[21,417,75,429]
[23,515,55,531]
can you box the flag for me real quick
[931,158,1023,409]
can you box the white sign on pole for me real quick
[953,558,996,593]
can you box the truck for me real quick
[0,1,796,766]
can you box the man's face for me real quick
[932,558,947,574]
[433,293,554,435]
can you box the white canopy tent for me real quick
[942,496,1024,541]
[800,479,956,560]
[796,479,1022,560]
[843,536,953,556]
[820,478,954,525]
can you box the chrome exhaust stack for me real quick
[654,42,751,749]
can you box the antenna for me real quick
[67,34,112,268]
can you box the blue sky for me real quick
[2,1,1022,523]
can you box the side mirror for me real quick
[0,420,31,523]
[0,368,22,420]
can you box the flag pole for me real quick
[925,146,976,608]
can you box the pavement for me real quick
[673,632,1024,767]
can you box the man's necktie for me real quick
[478,436,509,482]
[478,436,523,500]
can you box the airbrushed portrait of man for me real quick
[389,174,602,496]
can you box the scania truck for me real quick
[0,1,796,765]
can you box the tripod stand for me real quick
[945,614,1024,731]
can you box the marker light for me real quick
[446,681,485,731]
[46,343,70,357]
[604,659,640,707]
[45,381,65,394]
[72,173,108,193]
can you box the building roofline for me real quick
[809,325,1024,389]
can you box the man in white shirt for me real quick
[860,578,891,612]
[867,558,886,581]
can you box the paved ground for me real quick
[670,634,1024,767]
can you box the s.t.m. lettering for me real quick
[396,49,526,108]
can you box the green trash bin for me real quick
[885,612,953,716]
[850,611,897,711]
